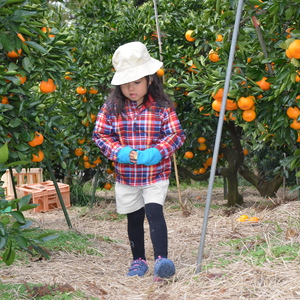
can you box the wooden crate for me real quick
[1,168,43,200]
[16,181,70,213]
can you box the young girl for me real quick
[92,41,186,281]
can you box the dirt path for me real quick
[2,187,300,299]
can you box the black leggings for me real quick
[127,203,168,260]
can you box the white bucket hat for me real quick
[111,41,163,85]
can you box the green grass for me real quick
[0,229,118,266]
[0,230,113,299]
[0,282,98,300]
[215,233,300,267]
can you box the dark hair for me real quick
[105,74,175,116]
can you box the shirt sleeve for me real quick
[92,104,122,161]
[155,107,186,159]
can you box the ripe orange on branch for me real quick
[242,110,256,122]
[287,39,300,59]
[290,119,300,130]
[31,150,44,162]
[212,88,224,101]
[76,86,87,94]
[185,30,196,42]
[28,132,44,147]
[286,106,300,119]
[184,151,194,159]
[237,96,255,110]
[7,49,22,58]
[156,68,165,77]
[197,137,206,144]
[208,49,220,62]
[40,79,57,93]
[256,77,271,91]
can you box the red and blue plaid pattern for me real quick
[92,96,185,186]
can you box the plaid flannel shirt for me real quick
[92,96,186,186]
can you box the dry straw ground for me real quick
[2,186,300,300]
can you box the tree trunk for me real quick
[239,164,283,197]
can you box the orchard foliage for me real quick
[0,0,299,200]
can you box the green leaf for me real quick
[3,241,16,266]
[10,211,26,224]
[8,117,22,128]
[19,203,39,212]
[19,194,31,208]
[14,234,28,250]
[0,143,8,164]
[25,41,47,53]
[22,57,34,72]
[31,244,50,259]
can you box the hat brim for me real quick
[111,57,163,85]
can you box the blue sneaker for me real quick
[126,258,148,277]
[154,256,175,281]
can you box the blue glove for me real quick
[136,148,162,166]
[117,146,133,164]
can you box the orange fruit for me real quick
[84,161,93,168]
[216,34,223,42]
[83,155,89,161]
[248,217,259,223]
[297,132,300,142]
[184,151,194,159]
[78,137,86,144]
[103,182,112,190]
[206,157,213,166]
[290,119,300,130]
[31,150,44,162]
[226,99,238,111]
[64,72,73,80]
[40,79,57,93]
[286,48,293,59]
[287,39,300,59]
[41,27,55,38]
[89,87,98,94]
[199,168,206,174]
[212,100,222,112]
[197,137,206,144]
[17,74,27,85]
[93,157,102,164]
[187,63,198,73]
[7,49,22,58]
[17,33,26,42]
[198,143,207,151]
[242,110,256,122]
[1,96,9,104]
[28,132,44,147]
[156,68,165,77]
[256,77,271,91]
[237,96,255,110]
[76,86,87,94]
[106,168,114,174]
[212,88,224,101]
[208,50,220,62]
[243,149,249,155]
[286,106,300,119]
[74,148,84,156]
[185,30,196,42]
[90,113,97,123]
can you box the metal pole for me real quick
[195,0,245,274]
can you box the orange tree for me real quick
[143,0,300,205]
[0,0,77,173]
[60,0,300,206]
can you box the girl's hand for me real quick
[130,150,138,164]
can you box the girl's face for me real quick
[120,77,149,106]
